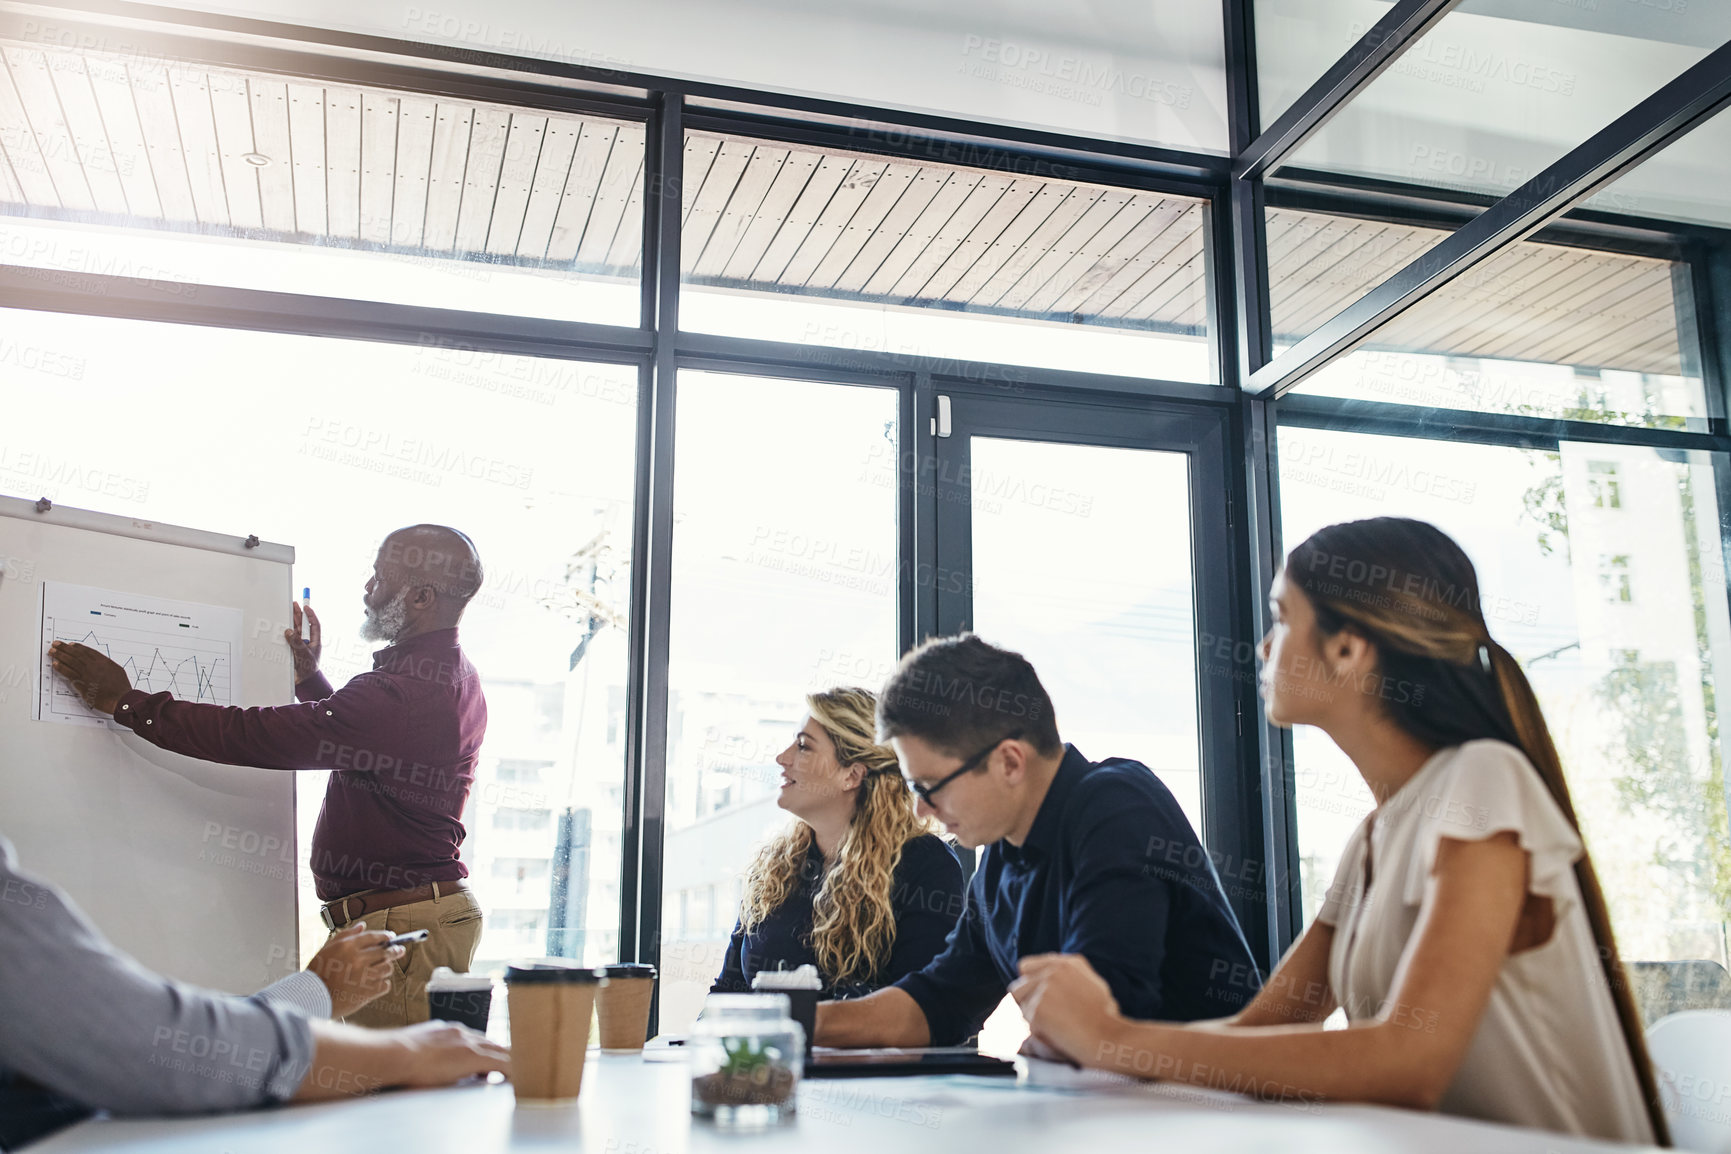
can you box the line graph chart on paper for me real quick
[50,622,230,702]
[36,581,244,727]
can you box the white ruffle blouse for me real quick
[1317,739,1655,1145]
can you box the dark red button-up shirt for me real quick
[112,627,487,901]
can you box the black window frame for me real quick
[7,3,1729,1028]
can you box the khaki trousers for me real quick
[326,884,484,1028]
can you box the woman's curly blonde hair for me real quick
[738,686,935,986]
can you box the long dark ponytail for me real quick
[1287,517,1668,1146]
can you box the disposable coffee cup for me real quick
[426,967,494,1034]
[596,963,657,1052]
[505,962,603,1103]
[753,966,822,1059]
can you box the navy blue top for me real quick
[896,745,1260,1045]
[712,832,965,999]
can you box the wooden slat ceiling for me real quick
[0,38,1684,375]
[1267,208,1685,377]
[0,41,646,276]
[680,132,1211,334]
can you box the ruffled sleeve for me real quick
[1316,817,1370,927]
[1396,740,1584,912]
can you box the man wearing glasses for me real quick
[814,633,1258,1048]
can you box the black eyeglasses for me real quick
[905,731,1022,805]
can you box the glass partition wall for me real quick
[1278,427,1731,967]
[1262,87,1731,1014]
[4,1,1730,1034]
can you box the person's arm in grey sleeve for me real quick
[257,970,333,1020]
[0,838,314,1114]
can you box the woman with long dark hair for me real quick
[1011,517,1667,1145]
[712,687,965,999]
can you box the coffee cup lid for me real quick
[752,964,822,991]
[426,966,493,992]
[600,963,657,978]
[706,992,792,1016]
[504,960,602,985]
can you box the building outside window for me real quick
[1589,461,1624,509]
[1599,554,1634,604]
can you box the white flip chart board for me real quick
[0,495,298,993]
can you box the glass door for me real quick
[967,435,1203,826]
[921,385,1247,1052]
[924,387,1240,838]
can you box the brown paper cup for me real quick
[596,965,656,1051]
[505,963,601,1103]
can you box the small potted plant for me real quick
[690,994,803,1124]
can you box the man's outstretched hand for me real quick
[284,601,322,686]
[48,641,132,715]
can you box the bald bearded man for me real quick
[51,525,490,1029]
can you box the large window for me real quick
[10,0,1731,1033]
[679,133,1215,382]
[1279,425,1731,975]
[0,306,639,972]
[1255,0,1712,205]
[1266,206,1708,430]
[0,37,644,323]
[659,370,900,1029]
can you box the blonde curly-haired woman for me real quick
[712,687,965,999]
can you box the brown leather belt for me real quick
[320,880,468,930]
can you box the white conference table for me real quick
[35,1050,1655,1154]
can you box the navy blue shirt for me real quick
[0,1069,90,1151]
[897,745,1259,1045]
[712,832,965,999]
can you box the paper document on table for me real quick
[37,581,243,727]
[1021,1057,1144,1091]
[1022,1058,1259,1108]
